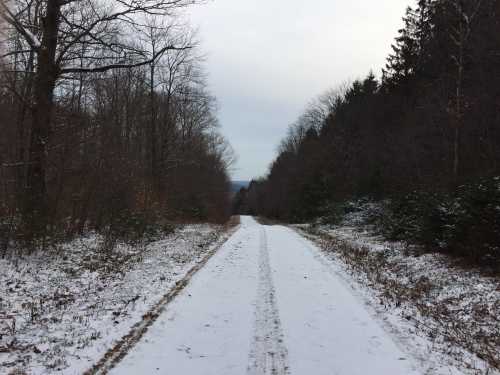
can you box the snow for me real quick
[110,217,260,374]
[111,216,423,375]
[266,225,420,375]
[3,215,496,374]
[295,208,500,375]
[0,224,228,374]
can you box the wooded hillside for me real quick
[235,0,500,267]
[0,0,234,250]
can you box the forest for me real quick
[234,0,500,267]
[0,1,499,372]
[0,0,234,252]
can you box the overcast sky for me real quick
[187,0,414,181]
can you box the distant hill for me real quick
[231,180,250,193]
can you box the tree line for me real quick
[0,0,234,249]
[235,0,500,265]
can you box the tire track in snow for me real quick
[247,226,290,375]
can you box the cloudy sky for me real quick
[187,0,414,180]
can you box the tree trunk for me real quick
[150,63,157,183]
[453,59,462,182]
[16,50,35,199]
[24,0,60,233]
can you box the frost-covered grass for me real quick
[296,214,500,374]
[0,224,228,375]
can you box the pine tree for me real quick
[383,1,434,87]
[383,7,419,86]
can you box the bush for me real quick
[380,177,500,269]
[318,198,386,227]
[318,202,346,225]
[444,177,500,265]
[105,209,176,248]
[380,191,451,247]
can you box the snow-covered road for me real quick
[110,216,420,375]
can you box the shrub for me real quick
[380,191,451,247]
[379,177,500,269]
[318,202,347,225]
[105,209,176,249]
[444,177,500,266]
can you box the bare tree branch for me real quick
[0,1,40,50]
[60,44,191,73]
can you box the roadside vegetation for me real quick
[1,0,235,256]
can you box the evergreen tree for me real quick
[383,1,434,87]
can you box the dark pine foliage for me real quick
[235,0,500,267]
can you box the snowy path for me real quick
[110,216,420,375]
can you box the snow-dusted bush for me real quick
[444,177,500,266]
[379,177,500,269]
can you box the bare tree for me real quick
[1,0,200,231]
[446,0,483,181]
